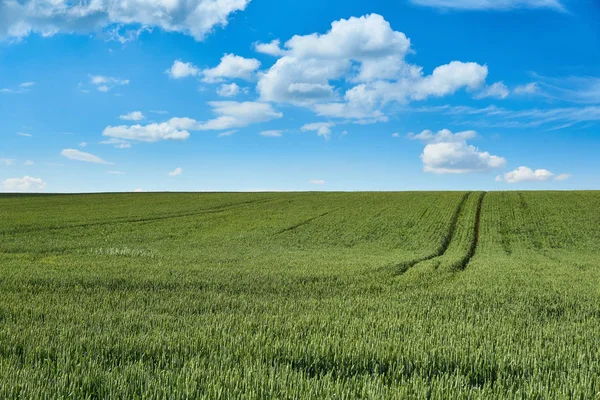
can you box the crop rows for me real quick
[1,191,599,398]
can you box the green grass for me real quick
[1,191,599,398]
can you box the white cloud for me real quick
[412,129,505,174]
[100,138,132,148]
[1,159,15,166]
[168,167,183,177]
[166,60,200,79]
[254,39,285,56]
[408,128,477,143]
[134,188,143,192]
[474,81,510,99]
[104,102,282,141]
[19,81,35,88]
[555,173,572,181]
[409,0,565,11]
[257,14,490,122]
[103,119,192,142]
[513,82,539,95]
[119,111,145,121]
[534,75,600,104]
[496,166,555,183]
[17,132,32,137]
[203,54,261,83]
[90,75,129,92]
[217,130,237,137]
[61,149,113,164]
[79,142,88,147]
[24,160,34,166]
[197,101,282,130]
[217,83,240,97]
[301,122,335,139]
[392,132,400,137]
[309,179,325,185]
[107,170,125,175]
[259,130,283,137]
[150,110,169,115]
[0,0,250,41]
[2,176,46,192]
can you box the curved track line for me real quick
[394,192,471,275]
[275,209,340,234]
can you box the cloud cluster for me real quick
[103,101,282,142]
[2,176,46,192]
[496,166,571,183]
[90,75,129,92]
[119,111,145,121]
[301,122,335,139]
[409,129,505,174]
[0,0,250,41]
[254,14,494,122]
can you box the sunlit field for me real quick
[1,192,599,398]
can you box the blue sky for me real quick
[1,0,599,192]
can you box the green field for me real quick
[1,192,600,399]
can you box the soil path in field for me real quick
[456,191,485,271]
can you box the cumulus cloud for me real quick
[202,54,260,83]
[104,102,282,141]
[410,129,505,173]
[301,122,335,139]
[61,149,113,164]
[119,111,145,121]
[256,14,490,122]
[409,0,565,11]
[254,39,285,56]
[309,179,325,185]
[166,60,200,79]
[168,167,183,177]
[0,159,15,166]
[259,130,283,137]
[2,176,46,192]
[496,166,571,183]
[90,75,129,92]
[474,81,510,99]
[217,83,241,97]
[0,0,250,41]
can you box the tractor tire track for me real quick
[394,192,471,275]
[1,197,280,236]
[275,209,341,234]
[453,191,485,271]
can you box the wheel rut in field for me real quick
[395,191,486,275]
[394,192,471,274]
[1,197,280,235]
[275,209,341,234]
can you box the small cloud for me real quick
[119,111,145,121]
[166,60,200,79]
[17,132,32,137]
[392,132,400,137]
[1,159,15,166]
[217,83,241,97]
[90,75,129,92]
[134,188,143,192]
[301,122,335,139]
[554,173,572,181]
[474,82,510,100]
[2,176,46,192]
[19,82,35,88]
[149,110,169,115]
[309,179,325,185]
[99,138,132,149]
[259,130,283,137]
[61,149,113,164]
[168,167,183,177]
[107,170,125,175]
[254,39,286,56]
[340,130,348,136]
[513,82,539,95]
[79,142,88,147]
[24,160,34,166]
[217,130,237,138]
[496,166,569,183]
